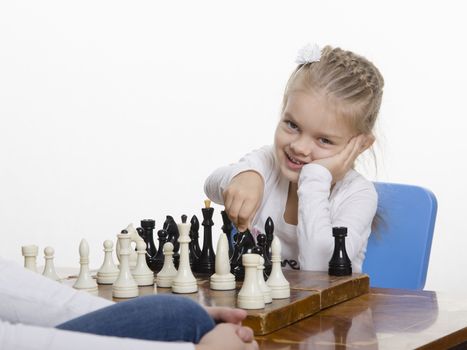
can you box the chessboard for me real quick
[64,270,369,336]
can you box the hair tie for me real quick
[295,43,321,65]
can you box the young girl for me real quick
[204,44,383,273]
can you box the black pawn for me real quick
[257,233,272,277]
[230,229,256,281]
[328,227,352,276]
[265,217,274,260]
[189,215,202,269]
[150,229,168,273]
[221,210,234,259]
[140,219,157,259]
[197,203,216,274]
[163,215,180,268]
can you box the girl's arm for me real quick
[296,164,377,272]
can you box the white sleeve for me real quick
[0,257,113,327]
[296,164,377,271]
[0,320,194,350]
[204,145,276,205]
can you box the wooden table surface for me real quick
[62,269,467,349]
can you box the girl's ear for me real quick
[361,133,375,152]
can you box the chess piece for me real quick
[221,210,234,258]
[21,244,38,272]
[97,240,119,285]
[132,241,155,286]
[116,223,144,269]
[265,217,274,260]
[257,233,272,277]
[113,230,139,298]
[163,215,180,268]
[151,229,168,273]
[230,229,256,281]
[172,215,198,293]
[210,233,236,290]
[189,215,202,268]
[155,242,178,288]
[257,256,272,304]
[328,227,352,276]
[42,246,61,281]
[197,200,216,274]
[140,219,158,259]
[73,239,98,293]
[237,254,265,309]
[266,237,290,299]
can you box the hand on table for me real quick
[204,306,254,343]
[222,171,264,232]
[195,323,259,350]
[312,134,374,184]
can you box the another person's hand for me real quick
[204,306,253,342]
[312,134,374,184]
[222,171,264,231]
[195,323,259,350]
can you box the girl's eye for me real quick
[285,120,299,131]
[319,137,333,145]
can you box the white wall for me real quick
[1,1,466,291]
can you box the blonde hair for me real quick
[282,45,384,135]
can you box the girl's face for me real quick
[274,91,356,183]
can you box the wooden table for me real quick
[64,270,467,349]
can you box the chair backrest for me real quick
[362,182,437,290]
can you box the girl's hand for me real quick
[223,171,264,231]
[195,323,259,350]
[312,134,374,184]
[204,306,254,343]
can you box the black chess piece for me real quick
[230,229,256,281]
[328,227,352,276]
[189,215,202,269]
[265,217,274,260]
[221,210,234,259]
[149,229,168,273]
[257,233,272,277]
[197,202,216,274]
[163,215,180,268]
[140,219,157,260]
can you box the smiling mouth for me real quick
[285,151,306,165]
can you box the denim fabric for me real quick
[57,294,215,343]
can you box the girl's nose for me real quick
[290,136,313,158]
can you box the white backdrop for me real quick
[1,1,466,291]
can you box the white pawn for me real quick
[132,241,155,286]
[22,244,38,272]
[42,246,61,281]
[237,254,265,309]
[73,239,98,293]
[97,240,119,285]
[172,215,198,294]
[257,256,272,304]
[112,230,139,298]
[266,237,290,299]
[210,233,236,290]
[155,242,178,288]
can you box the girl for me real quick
[204,44,384,273]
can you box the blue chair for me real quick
[362,182,437,290]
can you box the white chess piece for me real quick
[73,239,98,293]
[132,241,155,286]
[112,230,139,298]
[97,240,119,285]
[210,233,236,290]
[22,245,38,272]
[257,256,272,304]
[42,246,61,281]
[155,242,178,288]
[116,223,144,269]
[172,216,198,294]
[266,237,290,299]
[237,253,265,309]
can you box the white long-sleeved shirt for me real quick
[204,145,377,273]
[0,257,194,350]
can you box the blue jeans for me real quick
[57,294,216,343]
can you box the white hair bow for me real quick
[295,43,321,64]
